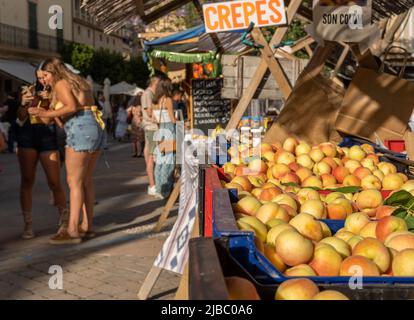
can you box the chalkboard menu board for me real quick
[192,79,231,135]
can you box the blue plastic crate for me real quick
[212,188,414,285]
[339,136,410,175]
[339,137,407,159]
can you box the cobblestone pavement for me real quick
[0,140,181,300]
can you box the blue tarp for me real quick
[145,25,205,47]
[145,24,246,48]
[143,24,247,63]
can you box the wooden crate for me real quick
[221,55,308,100]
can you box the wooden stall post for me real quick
[225,0,303,137]
[152,182,181,233]
[251,28,293,100]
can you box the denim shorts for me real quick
[16,122,58,153]
[64,110,105,152]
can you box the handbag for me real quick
[0,130,5,152]
[157,98,176,155]
[127,108,133,125]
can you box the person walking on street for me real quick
[142,76,160,197]
[115,104,128,141]
[98,92,113,138]
[152,77,176,199]
[172,89,187,121]
[127,95,145,158]
[1,92,19,153]
[28,58,105,244]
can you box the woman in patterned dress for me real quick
[127,95,145,158]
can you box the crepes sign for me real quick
[313,0,374,42]
[203,0,287,33]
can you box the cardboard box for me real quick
[335,68,414,143]
[404,131,414,161]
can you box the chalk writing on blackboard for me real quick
[192,79,231,135]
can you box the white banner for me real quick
[154,140,199,274]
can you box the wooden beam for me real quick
[302,43,335,79]
[137,266,162,300]
[136,0,145,16]
[297,4,313,22]
[332,45,350,79]
[142,0,192,24]
[275,49,297,61]
[191,0,224,54]
[225,0,303,136]
[153,182,181,233]
[170,37,199,45]
[273,35,315,59]
[290,35,315,53]
[138,32,176,39]
[252,28,292,100]
[305,45,313,57]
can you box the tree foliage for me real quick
[60,43,150,88]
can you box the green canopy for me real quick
[149,49,216,64]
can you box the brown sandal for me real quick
[22,211,34,240]
[79,227,96,239]
[49,231,82,245]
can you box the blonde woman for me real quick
[28,58,105,244]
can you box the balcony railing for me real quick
[74,8,96,24]
[0,23,67,53]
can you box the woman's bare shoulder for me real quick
[165,97,174,105]
[54,79,71,91]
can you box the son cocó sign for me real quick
[203,0,287,33]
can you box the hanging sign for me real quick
[203,0,287,33]
[311,0,377,42]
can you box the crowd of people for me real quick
[0,58,188,244]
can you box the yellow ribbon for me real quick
[90,106,106,130]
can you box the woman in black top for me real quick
[16,65,68,239]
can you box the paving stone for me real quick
[88,293,113,300]
[61,273,84,283]
[65,285,97,298]
[34,286,66,296]
[16,293,37,300]
[52,293,81,300]
[95,283,126,296]
[113,292,138,300]
[0,279,14,290]
[61,280,81,291]
[0,142,183,301]
[79,268,105,278]
[17,279,48,292]
[1,272,30,284]
[85,265,108,274]
[101,274,138,285]
[88,271,110,281]
[30,262,54,273]
[74,278,106,289]
[20,294,47,300]
[64,263,91,273]
[17,268,48,280]
[41,289,71,300]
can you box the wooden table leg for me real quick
[153,181,181,233]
